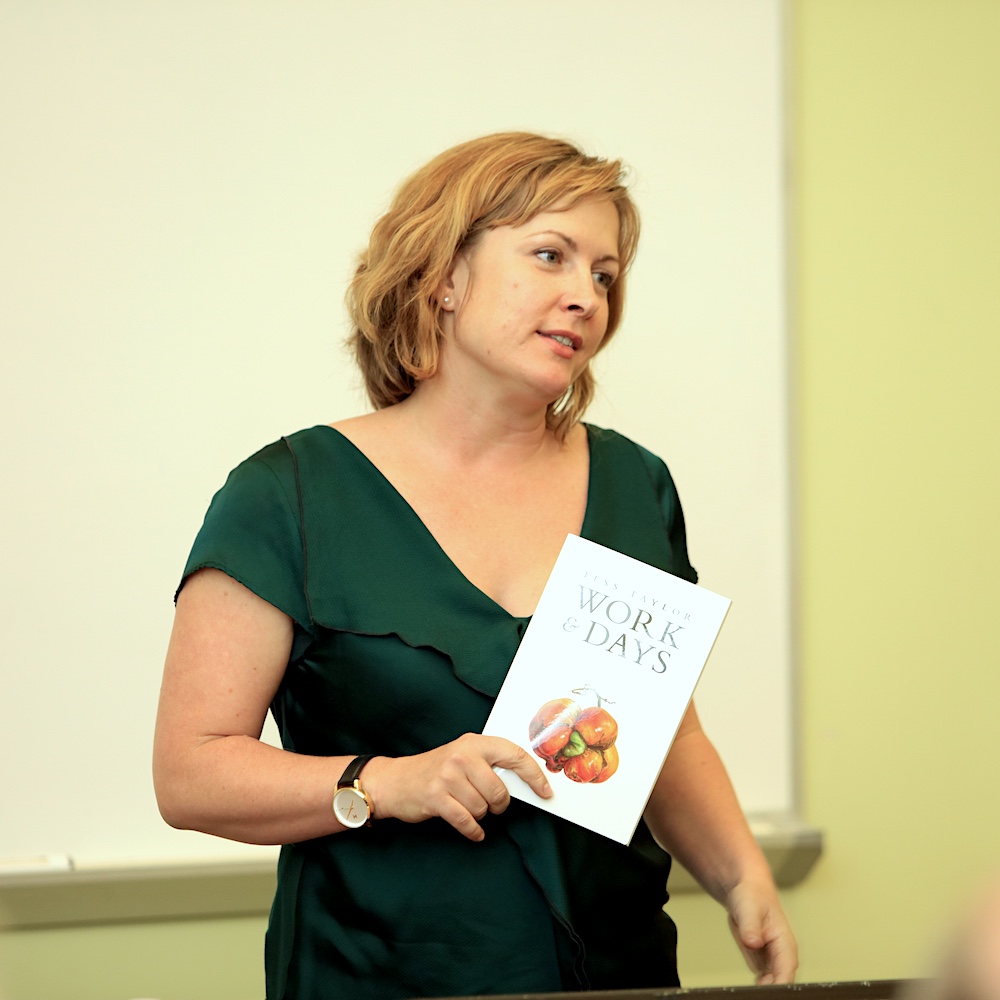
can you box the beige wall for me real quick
[3,1,1000,996]
[675,0,1000,986]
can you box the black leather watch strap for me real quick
[338,754,376,789]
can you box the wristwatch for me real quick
[332,754,376,829]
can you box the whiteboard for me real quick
[0,0,792,868]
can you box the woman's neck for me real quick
[394,379,562,468]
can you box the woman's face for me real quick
[438,196,621,409]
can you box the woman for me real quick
[154,132,797,998]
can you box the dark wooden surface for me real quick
[432,979,926,1000]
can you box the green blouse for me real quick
[181,424,697,1000]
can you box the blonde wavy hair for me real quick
[346,132,640,438]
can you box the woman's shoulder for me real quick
[325,409,408,469]
[238,423,359,469]
[584,423,687,511]
[582,423,697,582]
[584,423,669,471]
[216,425,356,508]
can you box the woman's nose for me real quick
[563,268,598,318]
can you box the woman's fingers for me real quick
[485,738,554,805]
[365,735,551,840]
[726,881,799,985]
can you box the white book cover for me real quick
[483,533,731,846]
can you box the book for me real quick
[482,533,731,846]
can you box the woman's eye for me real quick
[594,270,615,289]
[536,249,561,265]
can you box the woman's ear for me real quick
[437,254,470,312]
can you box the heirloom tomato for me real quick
[593,744,619,783]
[529,697,580,759]
[563,747,605,783]
[528,692,620,784]
[574,706,617,750]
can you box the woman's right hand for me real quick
[362,735,553,842]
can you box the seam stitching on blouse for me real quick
[282,436,316,627]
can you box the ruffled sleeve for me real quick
[176,438,312,632]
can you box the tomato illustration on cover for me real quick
[528,685,619,783]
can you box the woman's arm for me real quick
[643,703,798,984]
[153,568,551,845]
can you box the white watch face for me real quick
[333,786,369,828]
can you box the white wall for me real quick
[0,0,791,868]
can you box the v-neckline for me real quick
[315,423,597,621]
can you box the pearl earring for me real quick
[443,296,451,305]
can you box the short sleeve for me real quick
[630,440,699,585]
[177,439,312,630]
[583,426,699,586]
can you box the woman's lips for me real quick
[538,330,582,351]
